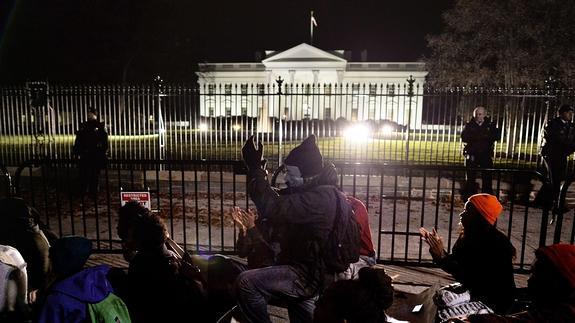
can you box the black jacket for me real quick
[247,164,342,270]
[461,118,501,157]
[73,119,108,163]
[434,232,516,314]
[540,117,575,158]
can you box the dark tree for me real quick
[425,0,575,87]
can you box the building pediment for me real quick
[262,43,347,69]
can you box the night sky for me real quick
[0,0,453,82]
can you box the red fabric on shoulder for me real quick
[347,196,375,257]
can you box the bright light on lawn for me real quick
[380,125,394,135]
[344,124,371,142]
[232,124,241,131]
[199,123,208,132]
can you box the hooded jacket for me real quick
[38,265,114,323]
[247,163,345,288]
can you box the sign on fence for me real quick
[120,191,151,210]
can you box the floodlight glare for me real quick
[199,123,208,132]
[232,124,241,131]
[380,125,394,135]
[344,124,371,142]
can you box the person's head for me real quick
[118,201,154,261]
[460,193,503,229]
[473,106,487,123]
[528,244,575,304]
[314,266,394,323]
[558,104,574,122]
[87,107,98,121]
[128,207,168,252]
[49,236,92,277]
[283,135,323,187]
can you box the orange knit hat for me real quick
[467,194,503,225]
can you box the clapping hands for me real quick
[419,227,447,259]
[231,206,257,232]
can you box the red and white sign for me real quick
[120,191,151,210]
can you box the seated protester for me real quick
[339,196,376,280]
[208,206,278,320]
[236,135,360,323]
[0,245,30,322]
[420,194,516,314]
[38,236,130,323]
[121,202,206,323]
[468,243,575,323]
[0,198,51,301]
[314,266,394,323]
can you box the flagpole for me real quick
[310,10,314,45]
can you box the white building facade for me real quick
[196,43,427,131]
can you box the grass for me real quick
[0,131,543,168]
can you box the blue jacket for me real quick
[39,265,113,323]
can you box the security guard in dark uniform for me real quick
[540,104,575,214]
[73,107,108,195]
[461,106,501,199]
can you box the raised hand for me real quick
[241,135,263,171]
[420,227,447,259]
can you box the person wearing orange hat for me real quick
[420,194,516,314]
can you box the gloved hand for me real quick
[242,135,264,171]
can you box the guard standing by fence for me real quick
[461,106,501,199]
[538,104,575,215]
[73,107,108,195]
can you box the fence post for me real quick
[276,77,284,166]
[405,76,415,163]
[154,76,167,163]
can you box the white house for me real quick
[196,43,427,131]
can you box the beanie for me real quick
[284,135,323,177]
[558,104,574,114]
[50,236,92,276]
[536,243,575,289]
[467,194,503,225]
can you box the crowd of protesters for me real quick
[1,132,574,323]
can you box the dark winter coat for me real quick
[73,119,108,166]
[246,164,344,272]
[461,118,501,157]
[540,117,575,158]
[0,198,50,291]
[126,245,205,323]
[433,232,516,314]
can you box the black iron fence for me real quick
[2,82,575,167]
[7,159,574,271]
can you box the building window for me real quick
[283,107,290,119]
[324,107,332,119]
[352,83,360,94]
[225,84,232,96]
[241,106,248,116]
[258,84,265,96]
[324,85,332,96]
[387,84,395,97]
[305,84,311,95]
[369,84,377,96]
[208,84,216,96]
[209,107,214,117]
[351,109,358,122]
[225,106,232,117]
[241,84,248,96]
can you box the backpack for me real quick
[87,293,131,323]
[322,189,361,273]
